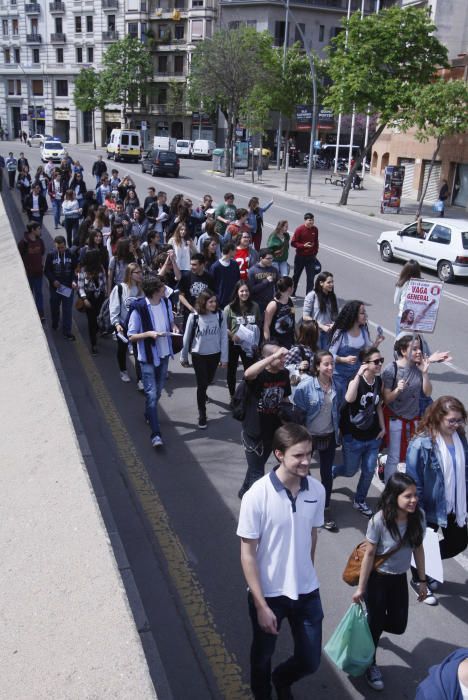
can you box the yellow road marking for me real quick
[72,323,251,699]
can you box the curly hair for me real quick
[330,300,366,344]
[314,271,338,316]
[376,473,424,548]
[416,395,467,439]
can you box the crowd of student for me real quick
[7,152,467,700]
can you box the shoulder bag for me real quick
[342,540,403,586]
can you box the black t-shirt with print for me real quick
[178,271,214,310]
[243,368,291,439]
[341,375,382,441]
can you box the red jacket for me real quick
[291,224,319,257]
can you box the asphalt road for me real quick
[5,144,468,700]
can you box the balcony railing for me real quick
[51,32,66,42]
[25,3,41,12]
[102,30,119,40]
[49,1,65,11]
[148,104,168,114]
[26,33,42,43]
[102,0,118,8]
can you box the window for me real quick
[429,225,451,245]
[294,23,305,47]
[128,22,138,38]
[319,25,324,42]
[205,19,211,38]
[158,55,167,72]
[228,21,240,30]
[174,24,184,39]
[75,16,82,33]
[55,17,63,32]
[86,16,93,32]
[8,79,21,95]
[192,0,203,6]
[107,15,115,31]
[174,54,184,74]
[32,48,40,63]
[56,79,68,96]
[157,88,167,104]
[2,20,8,36]
[4,48,11,63]
[76,47,83,63]
[12,18,18,35]
[245,20,256,29]
[87,47,93,62]
[56,47,64,63]
[191,19,203,39]
[175,0,185,7]
[14,48,20,63]
[32,79,43,96]
[274,21,285,46]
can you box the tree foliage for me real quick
[73,67,104,148]
[268,43,315,120]
[188,27,273,175]
[100,36,153,118]
[324,6,449,205]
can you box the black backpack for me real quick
[231,379,250,421]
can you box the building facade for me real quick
[371,0,468,211]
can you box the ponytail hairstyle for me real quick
[275,275,294,299]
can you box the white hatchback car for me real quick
[40,140,66,163]
[27,133,53,147]
[377,217,468,282]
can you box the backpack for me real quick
[231,379,250,421]
[189,310,223,351]
[97,284,122,334]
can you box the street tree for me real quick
[240,86,272,181]
[100,36,153,125]
[403,79,468,216]
[324,6,448,205]
[73,68,104,149]
[188,27,272,176]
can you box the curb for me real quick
[205,169,405,227]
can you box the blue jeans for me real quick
[273,260,289,276]
[28,275,44,316]
[52,199,62,227]
[248,589,323,700]
[49,286,74,334]
[334,434,381,503]
[141,356,169,439]
[313,433,336,508]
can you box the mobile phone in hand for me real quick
[376,325,383,337]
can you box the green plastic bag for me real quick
[324,603,375,677]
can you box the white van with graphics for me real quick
[106,130,142,162]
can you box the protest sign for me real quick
[400,278,442,334]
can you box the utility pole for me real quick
[276,0,289,170]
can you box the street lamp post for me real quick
[276,0,289,171]
[279,2,318,197]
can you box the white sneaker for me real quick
[366,664,384,691]
[137,380,144,391]
[353,500,373,518]
[120,371,131,383]
[151,435,163,448]
[410,579,438,605]
[128,345,134,355]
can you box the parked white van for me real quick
[192,139,216,159]
[176,139,193,158]
[153,136,177,152]
[106,130,142,162]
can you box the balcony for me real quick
[26,33,42,43]
[102,0,118,8]
[49,1,65,11]
[148,104,168,114]
[50,32,66,42]
[25,3,40,12]
[102,30,119,40]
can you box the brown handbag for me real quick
[75,297,85,312]
[342,540,403,587]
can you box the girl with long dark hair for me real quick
[285,319,319,390]
[77,249,107,355]
[352,473,427,691]
[224,281,261,400]
[329,300,384,404]
[263,276,296,349]
[294,350,341,530]
[201,236,219,270]
[303,271,339,349]
[406,396,468,602]
[109,262,144,386]
[108,238,136,294]
[80,228,109,271]
[181,290,228,429]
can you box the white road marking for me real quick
[329,222,372,237]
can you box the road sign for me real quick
[400,278,442,334]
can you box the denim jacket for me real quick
[406,433,468,528]
[293,376,341,444]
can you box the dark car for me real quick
[141,149,180,177]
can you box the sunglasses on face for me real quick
[368,358,384,365]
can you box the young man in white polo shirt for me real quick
[237,423,325,700]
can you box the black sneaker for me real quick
[64,333,76,341]
[91,346,98,356]
[198,413,207,429]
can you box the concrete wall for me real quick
[0,195,156,698]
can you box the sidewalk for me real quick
[213,163,468,225]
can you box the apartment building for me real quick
[0,0,126,144]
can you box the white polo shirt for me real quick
[237,469,325,600]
